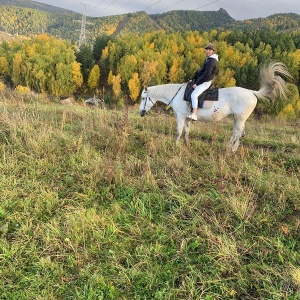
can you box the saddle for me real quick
[184,81,219,108]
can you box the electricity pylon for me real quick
[78,3,87,47]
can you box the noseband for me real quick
[142,94,155,112]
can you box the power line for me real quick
[157,0,185,13]
[87,0,107,13]
[143,0,162,12]
[101,0,119,15]
[86,0,219,17]
[105,0,135,15]
[194,0,219,10]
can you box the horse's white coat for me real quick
[139,62,291,152]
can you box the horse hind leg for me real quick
[228,130,243,152]
[228,118,246,152]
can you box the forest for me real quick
[1,27,300,119]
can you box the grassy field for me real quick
[0,94,299,299]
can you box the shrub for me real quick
[15,85,31,94]
[278,103,297,120]
[0,81,5,91]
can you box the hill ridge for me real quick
[0,1,300,42]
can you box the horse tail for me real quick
[254,62,293,101]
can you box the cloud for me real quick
[36,0,300,20]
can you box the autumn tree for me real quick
[128,72,140,102]
[88,65,100,91]
[71,61,83,89]
[0,57,9,77]
[108,71,121,101]
[93,34,112,63]
[168,57,185,83]
[76,44,95,83]
[12,52,22,87]
[0,34,83,96]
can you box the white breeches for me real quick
[191,81,212,109]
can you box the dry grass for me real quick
[0,96,299,299]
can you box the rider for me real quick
[188,43,219,121]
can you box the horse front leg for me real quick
[184,117,191,146]
[175,116,185,145]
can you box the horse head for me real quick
[139,86,155,117]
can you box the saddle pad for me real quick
[198,88,219,108]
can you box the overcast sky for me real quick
[35,0,300,20]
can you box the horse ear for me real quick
[144,86,148,92]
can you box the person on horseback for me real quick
[188,43,219,121]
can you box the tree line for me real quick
[0,29,299,118]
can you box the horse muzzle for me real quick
[140,110,147,117]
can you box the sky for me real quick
[34,0,300,20]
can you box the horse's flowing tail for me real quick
[254,62,293,101]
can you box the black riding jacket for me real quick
[192,55,218,85]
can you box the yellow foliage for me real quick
[109,73,121,98]
[128,73,140,102]
[290,267,300,287]
[216,68,236,88]
[71,61,83,88]
[88,65,100,90]
[278,104,296,120]
[0,81,5,91]
[186,35,195,45]
[35,34,50,42]
[15,85,31,94]
[107,70,113,85]
[25,45,36,57]
[294,100,300,114]
[169,58,185,83]
[12,52,22,86]
[140,61,159,86]
[0,56,9,76]
[102,47,109,60]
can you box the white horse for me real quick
[139,62,292,152]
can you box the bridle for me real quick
[141,93,155,112]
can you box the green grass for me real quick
[0,96,299,299]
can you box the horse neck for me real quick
[148,84,183,105]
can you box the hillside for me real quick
[0,0,77,14]
[223,13,300,32]
[0,96,299,298]
[1,1,300,42]
[151,8,235,32]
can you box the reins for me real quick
[167,84,185,106]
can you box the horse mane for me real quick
[147,83,185,99]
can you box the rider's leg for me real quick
[188,81,212,120]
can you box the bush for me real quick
[15,85,31,94]
[0,81,5,91]
[278,104,297,120]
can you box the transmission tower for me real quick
[78,3,87,47]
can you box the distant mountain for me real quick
[222,13,300,32]
[0,0,77,14]
[151,8,234,32]
[0,0,300,43]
